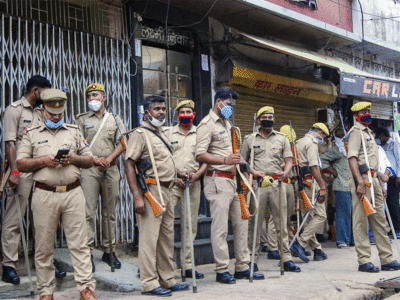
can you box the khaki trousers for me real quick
[204,176,249,273]
[316,180,330,235]
[350,175,393,265]
[298,182,326,250]
[172,181,201,270]
[32,186,95,296]
[82,165,120,252]
[267,182,295,251]
[1,172,33,268]
[138,185,176,292]
[248,182,292,263]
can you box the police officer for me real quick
[242,107,300,273]
[125,96,189,297]
[16,89,97,300]
[1,75,59,284]
[196,87,264,284]
[290,123,329,262]
[163,100,207,279]
[348,102,400,272]
[76,83,125,271]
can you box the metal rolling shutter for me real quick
[233,88,316,140]
[354,99,393,120]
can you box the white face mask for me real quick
[88,100,102,112]
[146,111,165,128]
[335,136,347,157]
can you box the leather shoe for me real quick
[102,252,122,269]
[316,234,327,243]
[313,249,328,261]
[358,262,379,273]
[267,250,281,260]
[142,286,172,297]
[283,260,301,272]
[184,269,204,279]
[290,240,309,263]
[305,250,311,257]
[55,265,66,278]
[248,262,259,272]
[234,268,265,280]
[168,283,189,292]
[261,245,268,252]
[91,255,95,273]
[2,266,20,284]
[381,260,400,271]
[216,272,236,284]
[39,295,54,300]
[80,287,98,300]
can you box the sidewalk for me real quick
[9,241,400,300]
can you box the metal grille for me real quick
[0,14,134,248]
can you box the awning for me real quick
[235,30,400,84]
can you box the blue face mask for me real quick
[219,102,233,119]
[45,118,64,129]
[308,130,324,145]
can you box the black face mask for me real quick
[260,120,274,128]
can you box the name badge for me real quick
[253,145,261,148]
[219,130,225,134]
[85,125,94,129]
[23,120,31,123]
[171,141,178,144]
[38,140,48,144]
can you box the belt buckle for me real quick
[55,185,67,193]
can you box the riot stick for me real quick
[185,178,197,292]
[278,180,284,276]
[250,178,261,283]
[181,179,187,283]
[103,170,115,272]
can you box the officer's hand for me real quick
[225,154,241,165]
[317,188,326,203]
[59,152,72,166]
[8,173,20,189]
[94,157,109,168]
[177,178,186,189]
[275,171,285,181]
[190,173,199,184]
[46,154,59,168]
[382,185,387,198]
[134,197,146,216]
[254,171,265,179]
[356,181,366,200]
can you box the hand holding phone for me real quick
[55,149,70,160]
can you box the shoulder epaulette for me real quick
[26,125,40,132]
[65,124,79,129]
[347,126,358,136]
[124,126,142,135]
[276,131,286,137]
[76,112,89,118]
[10,100,22,108]
[199,115,212,126]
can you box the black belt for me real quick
[35,179,80,193]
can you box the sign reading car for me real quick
[340,73,400,101]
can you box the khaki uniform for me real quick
[296,134,326,250]
[195,110,249,273]
[16,123,95,296]
[241,129,293,263]
[163,125,201,270]
[125,123,177,292]
[267,167,296,251]
[317,142,331,235]
[347,122,393,265]
[75,110,125,251]
[2,97,42,269]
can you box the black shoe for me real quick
[381,260,400,271]
[184,269,204,279]
[290,240,309,263]
[142,286,172,297]
[305,250,311,257]
[313,249,328,261]
[234,269,265,280]
[316,234,327,243]
[358,262,379,273]
[248,262,259,272]
[261,245,269,252]
[55,265,66,278]
[283,260,301,273]
[2,266,20,284]
[169,283,189,292]
[102,252,122,269]
[91,255,95,273]
[267,250,281,260]
[216,272,236,284]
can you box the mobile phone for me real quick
[55,149,69,160]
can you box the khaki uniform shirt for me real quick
[75,110,125,158]
[241,129,292,175]
[125,123,176,182]
[3,97,42,149]
[163,125,199,174]
[195,110,233,172]
[347,121,379,171]
[16,123,93,186]
[296,134,320,169]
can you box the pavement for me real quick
[4,241,400,300]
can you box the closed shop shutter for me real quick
[354,98,393,120]
[233,85,316,140]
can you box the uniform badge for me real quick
[85,125,94,129]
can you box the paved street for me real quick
[8,241,400,300]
